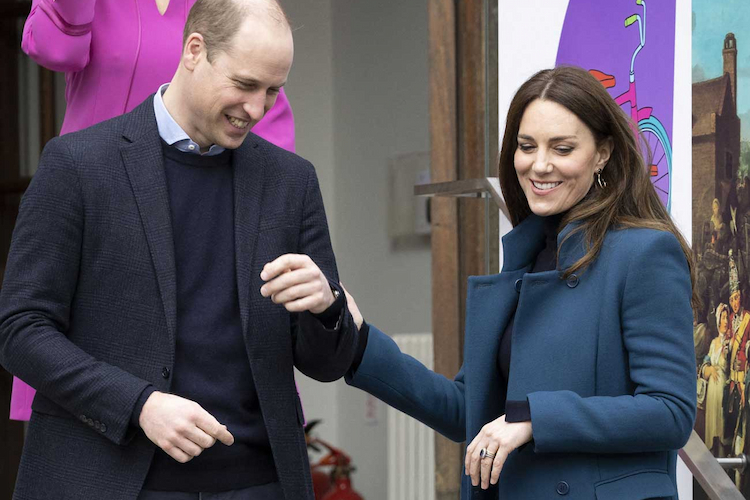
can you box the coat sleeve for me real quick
[527,230,697,454]
[346,325,466,442]
[291,162,358,382]
[21,0,96,72]
[0,138,151,446]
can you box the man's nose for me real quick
[243,93,266,123]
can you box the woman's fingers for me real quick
[479,443,500,489]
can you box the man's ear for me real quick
[182,33,206,72]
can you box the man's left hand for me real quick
[261,254,335,314]
[465,415,533,490]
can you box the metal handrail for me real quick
[414,177,510,221]
[680,431,744,500]
[718,455,747,472]
[415,179,746,500]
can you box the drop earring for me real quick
[595,169,607,189]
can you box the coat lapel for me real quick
[232,136,265,343]
[120,97,178,347]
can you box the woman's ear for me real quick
[597,136,614,169]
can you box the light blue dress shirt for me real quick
[153,83,225,156]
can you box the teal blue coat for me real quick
[347,214,696,499]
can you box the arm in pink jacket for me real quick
[22,0,97,72]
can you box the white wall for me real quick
[285,2,431,499]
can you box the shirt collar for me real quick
[153,83,226,156]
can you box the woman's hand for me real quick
[465,415,532,489]
[703,365,717,381]
[341,284,363,330]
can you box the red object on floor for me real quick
[306,419,365,500]
[321,477,364,500]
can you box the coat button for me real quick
[100,422,107,433]
[86,418,94,427]
[79,414,87,423]
[566,274,579,288]
[162,367,171,379]
[514,279,523,292]
[556,481,570,495]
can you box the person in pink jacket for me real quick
[11,0,296,421]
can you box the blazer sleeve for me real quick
[0,138,151,446]
[346,325,466,443]
[527,230,696,454]
[22,0,96,72]
[291,162,358,382]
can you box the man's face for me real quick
[731,292,741,314]
[186,18,293,150]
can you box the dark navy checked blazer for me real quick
[347,214,696,500]
[0,96,357,500]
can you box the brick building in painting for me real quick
[693,33,741,253]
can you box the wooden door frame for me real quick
[428,0,498,498]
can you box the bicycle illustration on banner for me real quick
[588,0,672,210]
[556,0,675,211]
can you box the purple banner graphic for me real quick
[556,0,676,210]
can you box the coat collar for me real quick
[120,97,178,346]
[500,213,587,273]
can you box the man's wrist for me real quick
[131,386,157,428]
[312,281,345,329]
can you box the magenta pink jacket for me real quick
[11,0,296,421]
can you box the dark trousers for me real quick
[137,482,283,500]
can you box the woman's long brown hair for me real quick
[499,66,698,308]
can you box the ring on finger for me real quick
[479,448,496,460]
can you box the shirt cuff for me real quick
[505,399,531,422]
[311,280,345,329]
[130,385,157,428]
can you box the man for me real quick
[0,1,356,499]
[726,252,750,488]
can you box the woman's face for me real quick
[712,199,720,216]
[720,309,729,334]
[514,99,612,217]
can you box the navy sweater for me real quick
[141,143,276,491]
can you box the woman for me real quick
[20,0,294,145]
[344,66,696,500]
[701,303,731,456]
[12,0,296,421]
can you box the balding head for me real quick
[183,0,290,62]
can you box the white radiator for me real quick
[388,333,436,500]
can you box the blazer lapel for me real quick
[120,97,178,347]
[232,136,265,344]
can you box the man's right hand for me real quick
[138,391,234,463]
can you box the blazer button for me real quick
[556,481,570,495]
[514,279,523,293]
[100,422,107,433]
[162,367,171,379]
[79,414,87,423]
[566,274,579,288]
[86,418,94,427]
